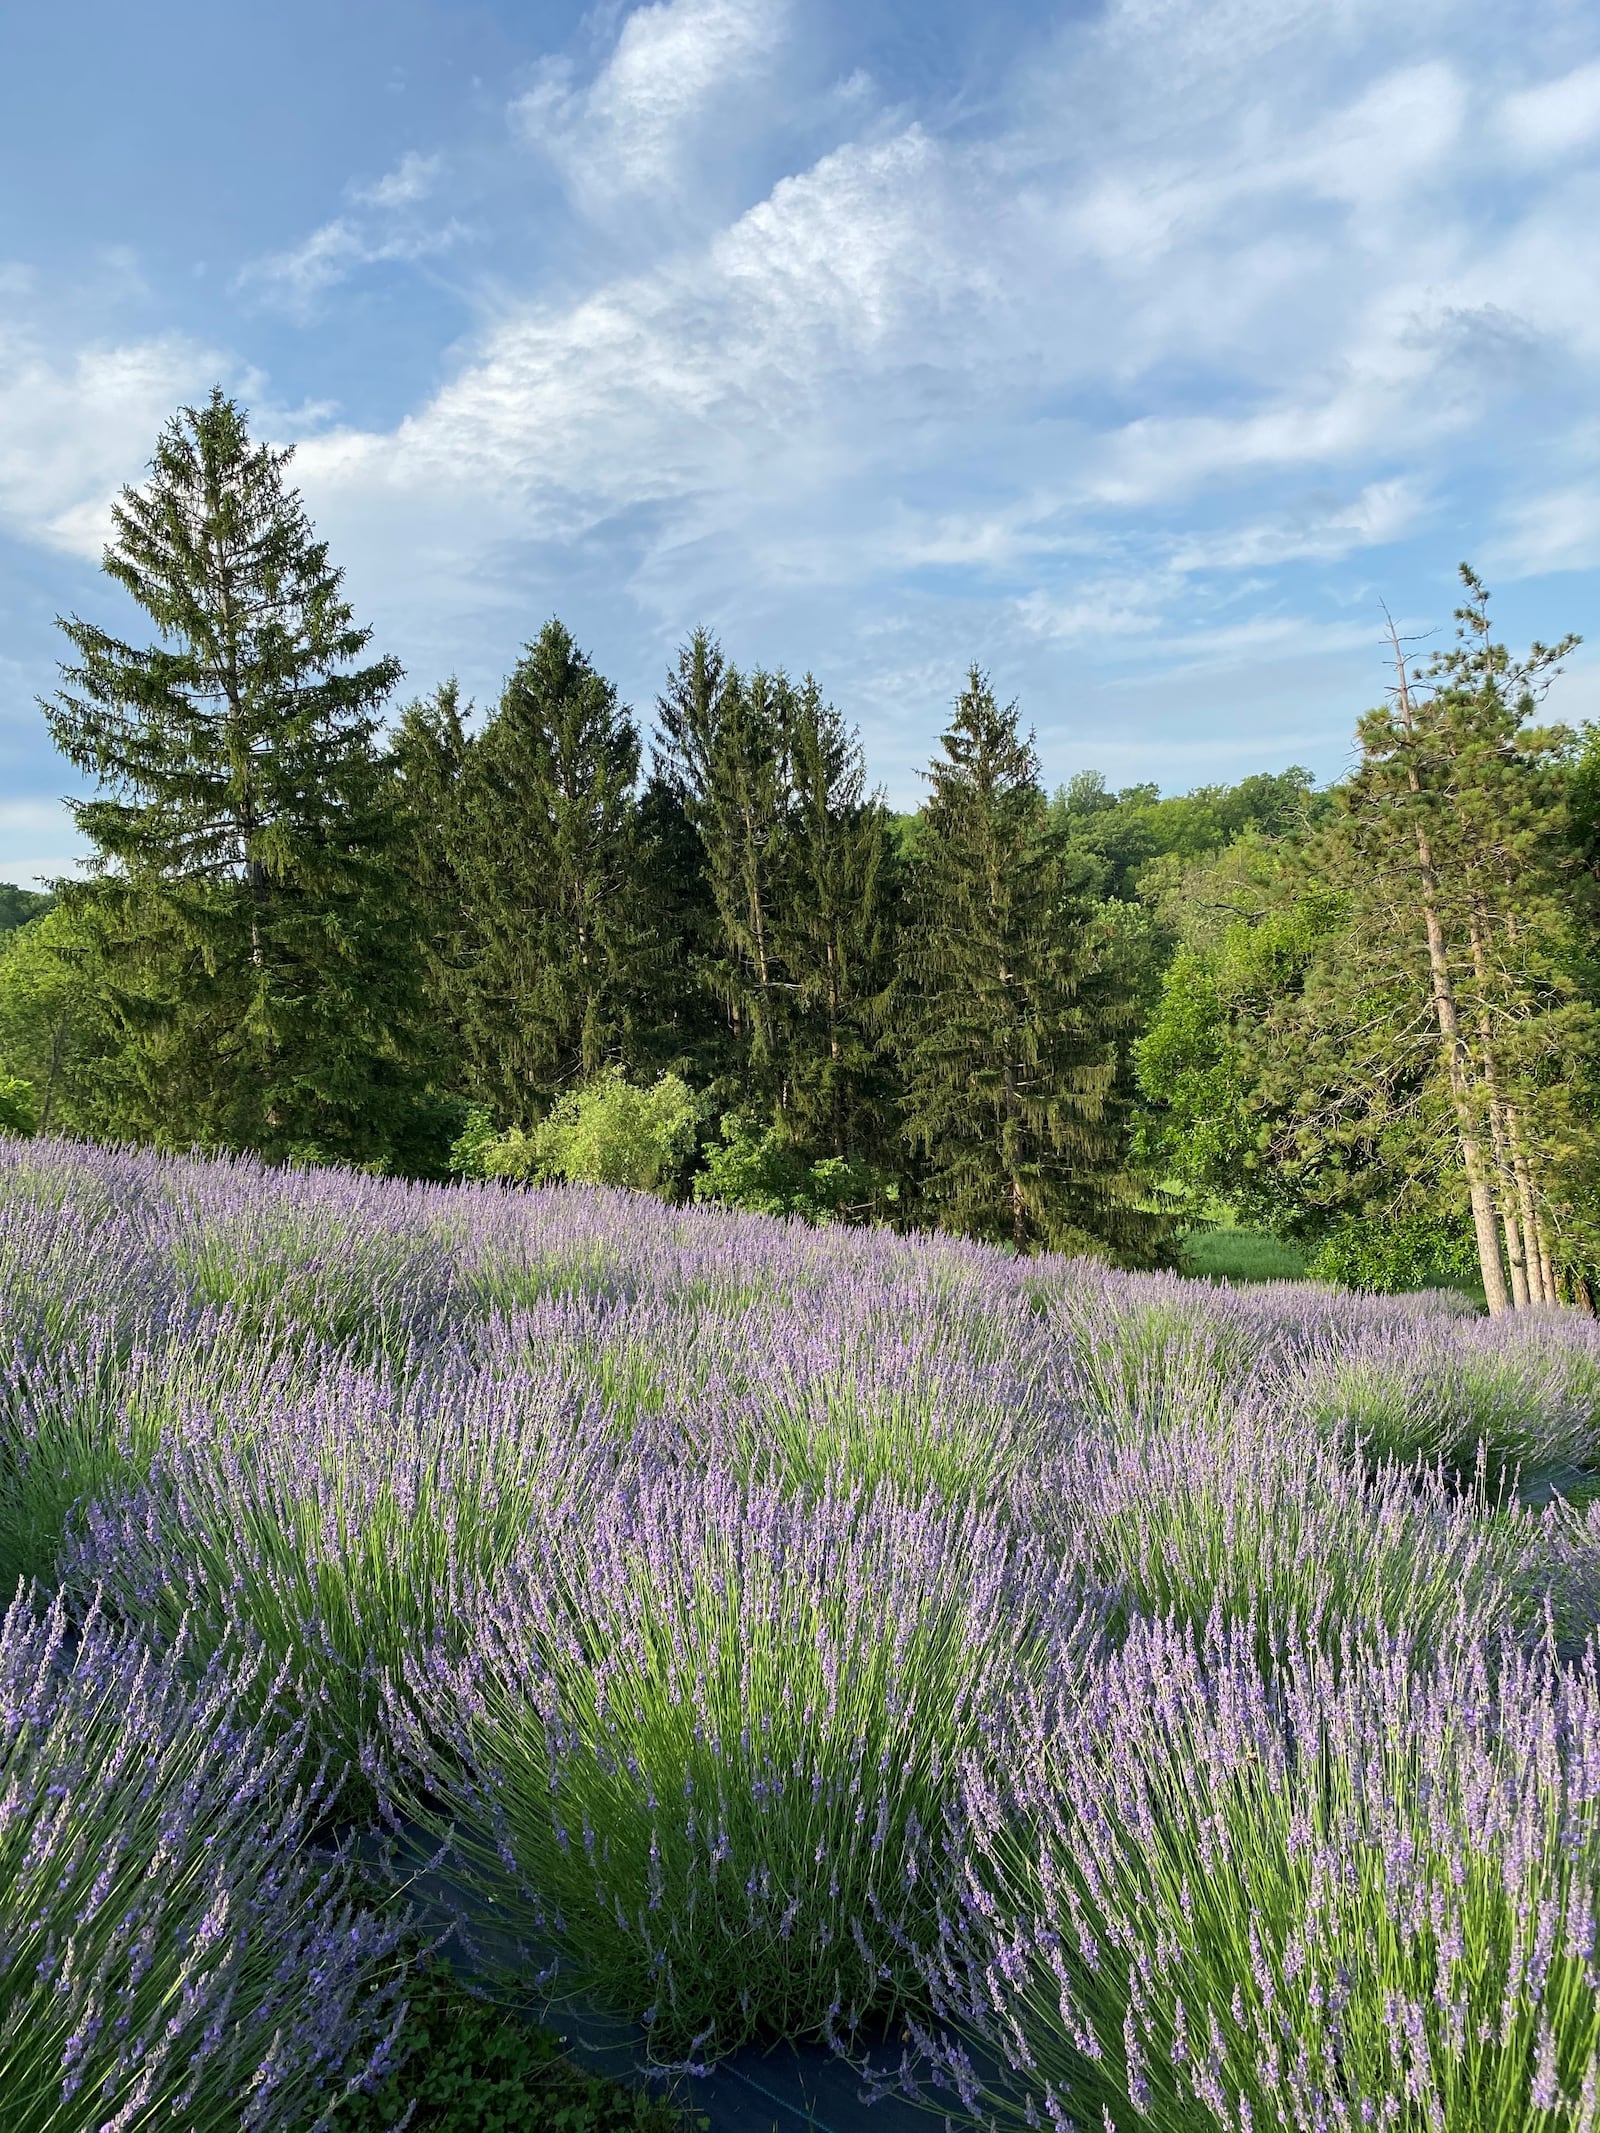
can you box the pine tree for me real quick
[773,676,900,1160]
[899,669,1155,1257]
[1231,572,1595,1311]
[450,620,649,1125]
[654,630,789,1105]
[42,389,430,1166]
[390,680,471,1085]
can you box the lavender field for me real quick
[7,1137,1600,2131]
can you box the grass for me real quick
[1178,1224,1308,1283]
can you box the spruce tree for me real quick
[654,630,789,1104]
[42,390,430,1166]
[450,620,648,1125]
[390,680,471,1086]
[900,669,1154,1257]
[774,676,900,1160]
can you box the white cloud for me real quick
[353,150,442,208]
[266,5,1600,770]
[237,214,464,319]
[6,0,1600,804]
[512,0,789,215]
[1491,481,1600,577]
[1168,481,1426,573]
[236,146,461,319]
[1500,60,1600,162]
[0,325,225,556]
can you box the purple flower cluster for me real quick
[382,1465,1098,2060]
[5,1130,1600,2126]
[0,1587,406,2131]
[911,1616,1600,2131]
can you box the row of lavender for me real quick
[4,1136,1600,2130]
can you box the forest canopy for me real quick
[5,390,1595,1312]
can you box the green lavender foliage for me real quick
[0,1590,405,2133]
[922,1619,1600,2133]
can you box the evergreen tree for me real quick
[773,676,900,1160]
[1255,577,1588,1312]
[900,669,1156,1257]
[41,390,431,1167]
[633,769,735,1089]
[654,630,789,1105]
[450,620,649,1126]
[390,680,471,1084]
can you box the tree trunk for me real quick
[1485,1095,1530,1309]
[1507,1105,1554,1306]
[1415,864,1509,1312]
[1386,629,1509,1314]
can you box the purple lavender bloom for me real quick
[0,1585,405,2133]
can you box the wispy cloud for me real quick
[353,150,442,209]
[4,0,1600,826]
[1499,59,1600,162]
[236,150,462,319]
[237,217,464,319]
[0,323,225,556]
[512,0,791,219]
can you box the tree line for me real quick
[1,391,1594,1308]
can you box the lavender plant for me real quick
[385,1469,1098,2063]
[0,1588,406,2133]
[5,1131,1600,2125]
[1022,1408,1535,1651]
[912,1617,1600,2133]
[66,1341,617,1779]
[1297,1312,1600,1481]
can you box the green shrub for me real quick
[0,1070,35,1136]
[340,1961,692,2133]
[692,1115,895,1223]
[1307,1212,1479,1293]
[453,1073,698,1196]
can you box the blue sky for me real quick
[4,0,1600,884]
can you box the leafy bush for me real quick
[0,1069,34,1135]
[454,1073,698,1196]
[1307,1210,1480,1293]
[693,1115,895,1223]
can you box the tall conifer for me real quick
[775,677,900,1159]
[654,631,789,1102]
[450,621,648,1125]
[900,669,1152,1256]
[390,679,471,1088]
[42,390,428,1165]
